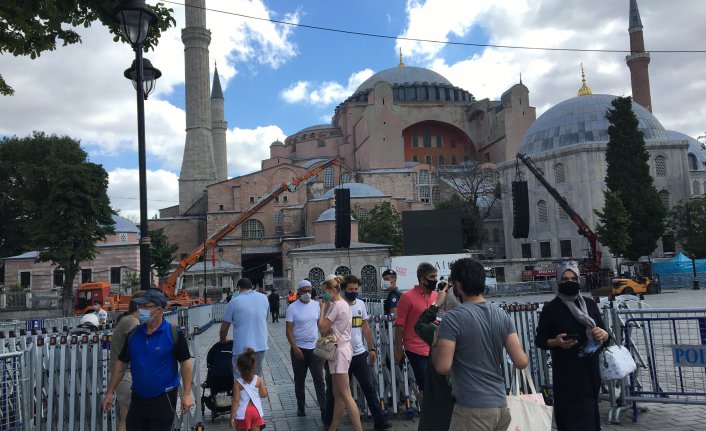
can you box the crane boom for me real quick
[160,158,342,299]
[516,153,602,273]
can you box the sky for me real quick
[1,0,705,221]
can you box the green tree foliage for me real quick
[0,0,176,95]
[667,198,706,258]
[604,96,666,261]
[150,227,178,278]
[357,202,403,255]
[594,191,630,259]
[0,132,116,315]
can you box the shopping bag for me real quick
[599,344,636,381]
[506,368,553,431]
[313,335,337,361]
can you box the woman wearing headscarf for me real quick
[535,262,609,431]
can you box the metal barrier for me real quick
[0,351,25,431]
[656,274,706,289]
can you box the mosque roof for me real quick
[211,65,223,99]
[517,94,668,156]
[667,130,706,171]
[355,66,453,94]
[316,183,386,200]
[295,124,339,134]
[270,140,284,147]
[316,207,355,222]
[113,214,140,233]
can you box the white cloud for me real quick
[280,69,374,106]
[227,125,286,176]
[109,168,179,220]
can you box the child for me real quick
[230,348,268,430]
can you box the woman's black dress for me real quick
[535,296,606,431]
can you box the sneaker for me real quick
[374,422,392,430]
[297,409,306,417]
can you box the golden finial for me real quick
[398,48,405,67]
[578,63,592,96]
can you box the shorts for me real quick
[115,371,132,404]
[235,403,265,430]
[404,350,428,390]
[328,344,352,374]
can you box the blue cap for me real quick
[132,289,168,308]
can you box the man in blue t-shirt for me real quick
[102,289,193,431]
[220,278,270,378]
[382,269,401,315]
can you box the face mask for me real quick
[424,278,436,290]
[322,292,333,302]
[138,308,154,324]
[299,292,311,303]
[382,280,392,289]
[558,281,581,296]
[344,291,358,302]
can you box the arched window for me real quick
[558,205,569,220]
[361,265,377,294]
[354,207,368,220]
[324,166,334,187]
[537,200,548,223]
[658,189,670,208]
[274,210,284,224]
[688,153,698,171]
[438,155,445,165]
[308,267,325,298]
[554,163,566,183]
[425,155,432,165]
[335,266,351,276]
[341,172,351,184]
[412,154,419,163]
[693,181,701,196]
[492,228,500,242]
[654,155,667,177]
[242,219,264,239]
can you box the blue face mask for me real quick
[138,308,154,324]
[344,291,358,302]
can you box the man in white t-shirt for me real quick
[323,275,391,430]
[285,279,326,419]
[94,302,108,325]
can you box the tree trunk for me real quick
[61,267,77,317]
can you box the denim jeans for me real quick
[291,347,326,415]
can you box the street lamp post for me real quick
[114,0,160,290]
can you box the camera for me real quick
[437,277,448,290]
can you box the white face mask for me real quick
[299,292,311,303]
[382,280,392,289]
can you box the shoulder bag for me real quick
[599,337,636,381]
[313,335,337,361]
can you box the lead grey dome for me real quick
[318,183,386,200]
[355,66,452,94]
[518,94,668,156]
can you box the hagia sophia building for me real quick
[149,0,706,292]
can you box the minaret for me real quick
[626,0,652,112]
[211,64,228,182]
[179,0,217,214]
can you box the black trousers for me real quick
[324,351,387,426]
[291,347,326,415]
[271,309,280,322]
[126,389,177,431]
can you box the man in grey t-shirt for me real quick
[433,258,528,431]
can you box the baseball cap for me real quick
[132,289,168,308]
[382,269,397,277]
[297,279,312,289]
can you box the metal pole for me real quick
[135,45,151,290]
[203,213,207,296]
[686,202,699,290]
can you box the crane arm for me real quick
[160,158,342,298]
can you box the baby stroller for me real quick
[201,340,234,421]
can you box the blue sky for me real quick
[1,0,705,220]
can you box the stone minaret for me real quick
[179,0,217,213]
[626,0,652,112]
[211,64,228,182]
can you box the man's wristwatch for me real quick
[369,349,376,352]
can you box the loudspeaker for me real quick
[335,188,351,248]
[512,181,530,238]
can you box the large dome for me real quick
[355,66,452,94]
[518,94,668,156]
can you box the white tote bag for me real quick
[506,368,553,431]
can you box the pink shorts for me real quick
[235,403,264,430]
[328,343,352,374]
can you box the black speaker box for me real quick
[335,188,351,248]
[512,181,530,238]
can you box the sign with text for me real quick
[672,345,706,367]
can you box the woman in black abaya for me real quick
[535,261,609,431]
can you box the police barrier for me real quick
[0,351,25,430]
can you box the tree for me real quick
[0,0,176,95]
[594,191,631,265]
[357,202,403,255]
[0,132,116,315]
[604,96,666,261]
[667,198,706,258]
[150,227,179,278]
[435,162,500,249]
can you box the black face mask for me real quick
[558,281,581,296]
[423,278,436,290]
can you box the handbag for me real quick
[599,340,636,381]
[506,368,553,431]
[313,335,337,361]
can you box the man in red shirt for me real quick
[394,262,438,407]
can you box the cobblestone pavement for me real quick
[192,290,706,430]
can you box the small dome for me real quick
[355,66,453,94]
[270,140,284,147]
[518,94,668,156]
[319,183,386,200]
[112,214,139,233]
[667,130,706,171]
[316,208,336,222]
